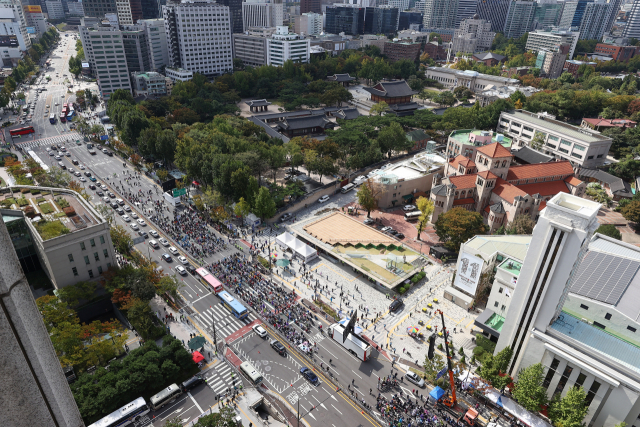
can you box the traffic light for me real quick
[427,334,436,360]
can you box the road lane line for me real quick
[352,370,362,379]
[331,404,342,415]
[187,392,203,413]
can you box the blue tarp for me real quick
[429,386,445,400]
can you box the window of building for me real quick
[547,143,557,149]
[548,135,559,141]
[84,255,90,265]
[494,301,499,307]
[90,238,96,247]
[100,236,105,244]
[553,364,574,397]
[576,372,587,387]
[580,304,589,310]
[543,358,560,388]
[68,254,74,262]
[627,325,637,333]
[597,154,603,158]
[94,252,100,262]
[588,156,594,159]
[593,321,606,329]
[103,249,109,258]
[605,313,612,320]
[560,139,572,146]
[98,266,103,274]
[80,242,86,250]
[107,262,112,269]
[72,267,78,276]
[586,381,600,406]
[559,148,569,154]
[571,152,582,159]
[499,287,504,293]
[88,269,94,279]
[574,145,586,151]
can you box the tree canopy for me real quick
[434,208,487,252]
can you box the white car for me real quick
[129,223,139,231]
[130,212,138,219]
[79,165,85,170]
[149,240,159,249]
[318,195,330,203]
[79,177,86,182]
[405,371,425,387]
[159,238,169,247]
[122,215,131,222]
[168,246,178,255]
[136,219,146,226]
[175,265,187,275]
[178,256,188,265]
[149,230,159,238]
[102,197,110,203]
[253,324,268,338]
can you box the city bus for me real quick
[87,397,150,427]
[218,290,248,320]
[239,362,263,385]
[67,110,74,121]
[195,267,223,293]
[9,126,35,136]
[149,384,182,411]
[404,211,421,222]
[49,113,56,124]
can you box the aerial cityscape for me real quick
[0,0,640,426]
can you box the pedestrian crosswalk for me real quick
[197,304,256,341]
[16,133,82,149]
[204,361,237,396]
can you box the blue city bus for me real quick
[218,291,248,319]
[67,110,74,121]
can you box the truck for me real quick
[329,321,373,361]
[163,191,182,207]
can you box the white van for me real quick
[149,239,159,249]
[341,183,355,194]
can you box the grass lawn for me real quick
[39,203,54,214]
[351,258,397,282]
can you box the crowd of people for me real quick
[376,392,467,427]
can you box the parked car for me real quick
[149,230,159,238]
[253,325,268,338]
[389,299,404,312]
[159,238,169,246]
[176,265,187,276]
[271,340,286,355]
[403,205,416,211]
[280,212,292,222]
[318,195,330,203]
[178,256,188,265]
[364,218,374,225]
[168,246,178,255]
[300,367,319,385]
[161,253,172,262]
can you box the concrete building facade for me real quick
[241,0,283,31]
[498,109,612,168]
[132,71,166,96]
[452,14,495,55]
[232,31,268,67]
[503,0,536,39]
[162,0,233,78]
[82,0,117,18]
[138,18,169,72]
[623,0,640,38]
[384,40,421,62]
[476,0,511,32]
[426,67,520,93]
[294,12,322,35]
[525,29,580,60]
[422,0,458,29]
[266,25,309,67]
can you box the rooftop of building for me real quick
[506,160,575,181]
[582,118,637,128]
[426,67,520,84]
[499,258,523,277]
[449,129,512,148]
[515,179,573,197]
[576,168,632,197]
[375,152,447,183]
[565,60,597,65]
[463,234,532,262]
[511,146,555,164]
[0,186,103,241]
[477,141,513,158]
[363,80,417,98]
[479,85,539,99]
[503,110,611,143]
[473,52,506,61]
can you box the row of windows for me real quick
[579,304,637,332]
[69,249,109,264]
[71,263,110,278]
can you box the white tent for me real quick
[276,232,318,262]
[484,389,552,427]
[276,232,296,249]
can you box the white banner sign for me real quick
[454,253,484,296]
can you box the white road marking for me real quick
[352,370,362,379]
[331,404,342,415]
[187,392,203,413]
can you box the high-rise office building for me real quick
[241,0,283,31]
[503,0,536,39]
[0,218,85,427]
[387,0,410,11]
[162,0,232,78]
[559,0,593,27]
[476,0,511,32]
[82,0,117,18]
[121,24,152,72]
[576,0,612,39]
[0,0,30,52]
[623,0,640,38]
[300,0,320,13]
[398,11,423,29]
[455,0,477,27]
[422,0,458,28]
[266,25,310,66]
[294,12,323,35]
[138,18,169,71]
[324,5,364,35]
[526,28,579,58]
[140,0,163,19]
[80,22,132,98]
[452,14,495,54]
[533,0,563,30]
[23,5,48,35]
[364,5,399,34]
[219,0,243,32]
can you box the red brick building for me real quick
[423,41,447,61]
[564,60,596,78]
[384,40,421,63]
[594,43,637,62]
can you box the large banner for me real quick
[24,5,42,13]
[454,253,484,296]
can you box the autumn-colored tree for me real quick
[621,200,640,224]
[434,207,487,251]
[514,99,524,109]
[111,288,133,308]
[130,153,142,166]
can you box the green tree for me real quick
[357,179,386,218]
[234,197,251,221]
[370,101,390,116]
[530,131,545,151]
[253,186,276,220]
[512,363,548,412]
[595,224,622,240]
[416,196,435,241]
[193,406,237,426]
[621,200,640,223]
[110,225,132,255]
[157,275,181,300]
[506,215,535,235]
[434,207,487,252]
[548,386,590,427]
[477,346,513,390]
[377,121,411,158]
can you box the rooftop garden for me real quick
[34,219,70,240]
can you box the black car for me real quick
[89,184,96,190]
[96,190,104,196]
[108,192,115,198]
[181,374,205,392]
[186,264,197,275]
[84,171,91,177]
[389,299,404,313]
[271,339,286,355]
[138,230,148,239]
[72,159,79,165]
[110,202,119,209]
[395,232,405,239]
